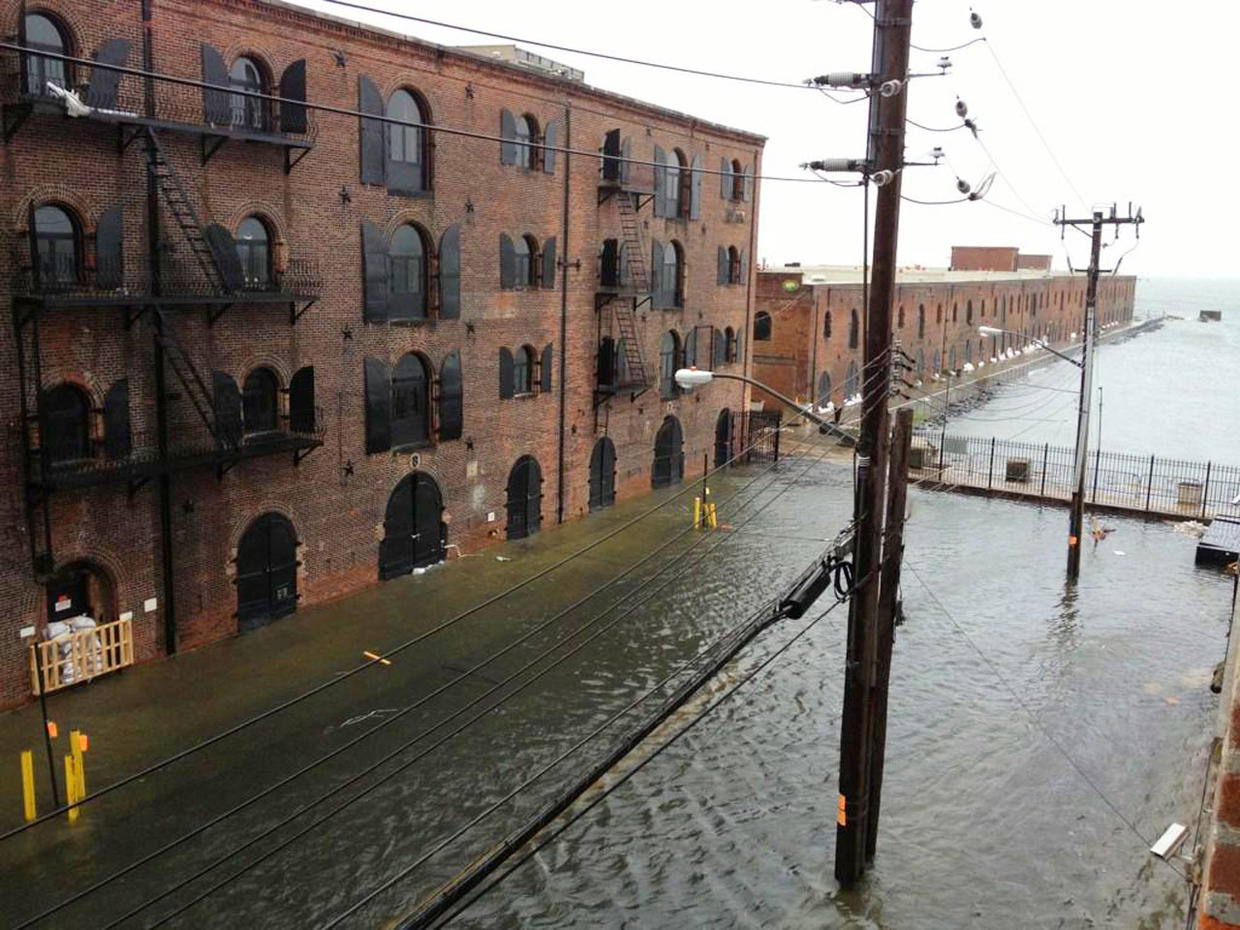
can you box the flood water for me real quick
[1,281,1236,929]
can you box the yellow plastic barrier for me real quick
[20,750,35,822]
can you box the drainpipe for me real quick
[555,103,570,523]
[809,288,820,409]
[740,146,760,437]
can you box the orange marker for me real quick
[79,733,88,752]
[837,794,847,827]
[46,721,58,740]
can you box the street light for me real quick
[976,323,1096,579]
[674,368,856,445]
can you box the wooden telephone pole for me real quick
[834,0,913,885]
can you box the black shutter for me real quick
[358,75,385,185]
[500,109,517,165]
[279,59,307,135]
[439,224,461,319]
[103,378,131,459]
[96,204,124,290]
[717,246,728,286]
[211,372,242,448]
[720,157,730,199]
[743,165,754,203]
[684,328,696,368]
[714,327,725,368]
[499,347,514,399]
[652,145,666,218]
[738,249,748,286]
[201,44,230,125]
[542,236,557,289]
[602,129,621,181]
[439,350,463,440]
[204,224,244,292]
[621,136,632,185]
[499,233,515,289]
[597,337,616,390]
[362,220,389,322]
[543,119,558,175]
[289,366,315,432]
[735,331,743,366]
[601,239,618,287]
[364,357,391,453]
[85,39,131,110]
[540,343,553,393]
[690,155,703,220]
[651,240,664,309]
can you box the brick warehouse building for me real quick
[750,255,1137,412]
[0,0,763,707]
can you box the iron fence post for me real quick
[1091,447,1101,503]
[1145,454,1155,513]
[1202,461,1212,520]
[988,436,995,491]
[1040,443,1048,497]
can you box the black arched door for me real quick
[652,416,684,488]
[588,438,616,511]
[236,513,298,631]
[506,456,543,540]
[714,409,733,469]
[380,472,446,580]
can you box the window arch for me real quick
[659,331,680,399]
[849,308,859,349]
[236,215,271,289]
[897,305,905,329]
[229,56,267,130]
[386,88,428,192]
[816,371,832,409]
[242,367,279,436]
[665,149,686,217]
[515,114,537,169]
[520,234,539,287]
[391,352,431,446]
[730,158,744,201]
[389,224,428,320]
[918,304,925,338]
[952,303,958,323]
[753,310,772,341]
[23,12,69,97]
[33,204,79,287]
[659,239,684,308]
[513,345,536,395]
[966,300,973,325]
[823,310,832,339]
[845,361,859,398]
[41,383,91,463]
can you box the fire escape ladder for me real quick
[154,310,238,451]
[142,127,225,291]
[613,300,649,394]
[616,191,651,299]
[14,309,55,577]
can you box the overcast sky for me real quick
[292,0,1229,277]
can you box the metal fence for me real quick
[911,431,1240,520]
[745,411,782,464]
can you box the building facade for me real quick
[751,261,1137,412]
[0,0,763,707]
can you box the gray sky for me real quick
[292,0,1229,277]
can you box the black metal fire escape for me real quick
[595,180,654,406]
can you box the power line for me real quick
[310,0,823,90]
[912,36,988,54]
[130,447,840,929]
[429,603,847,927]
[0,420,793,842]
[0,43,825,186]
[904,561,1188,884]
[906,118,966,133]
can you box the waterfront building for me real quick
[0,0,762,707]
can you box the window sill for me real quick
[511,391,539,400]
[392,440,432,453]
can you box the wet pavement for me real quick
[0,423,1232,928]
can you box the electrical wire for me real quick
[815,86,873,106]
[0,44,825,186]
[901,194,969,206]
[426,602,848,927]
[978,197,1054,227]
[313,0,822,90]
[911,36,988,54]
[903,562,1189,884]
[130,445,840,929]
[906,118,965,133]
[0,420,797,842]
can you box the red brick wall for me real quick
[951,246,1019,272]
[1016,253,1052,271]
[0,0,761,706]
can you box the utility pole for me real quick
[1055,205,1142,579]
[866,406,913,859]
[835,0,913,885]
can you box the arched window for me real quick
[916,348,925,379]
[918,304,926,338]
[34,204,78,287]
[391,353,430,446]
[513,235,532,288]
[389,224,427,320]
[661,240,683,308]
[753,310,772,341]
[515,114,537,169]
[936,304,943,325]
[23,13,68,97]
[730,158,744,201]
[229,56,267,130]
[728,246,741,284]
[966,300,973,325]
[849,308,859,349]
[897,306,905,329]
[845,361,859,398]
[513,345,535,395]
[725,326,737,362]
[42,383,90,463]
[949,346,957,370]
[965,341,973,365]
[242,367,279,435]
[387,90,424,170]
[816,371,832,409]
[952,304,958,323]
[823,310,832,339]
[236,216,271,289]
[659,331,680,399]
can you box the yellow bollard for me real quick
[20,750,36,822]
[70,730,85,801]
[64,755,78,824]
[693,496,701,528]
[708,502,718,529]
